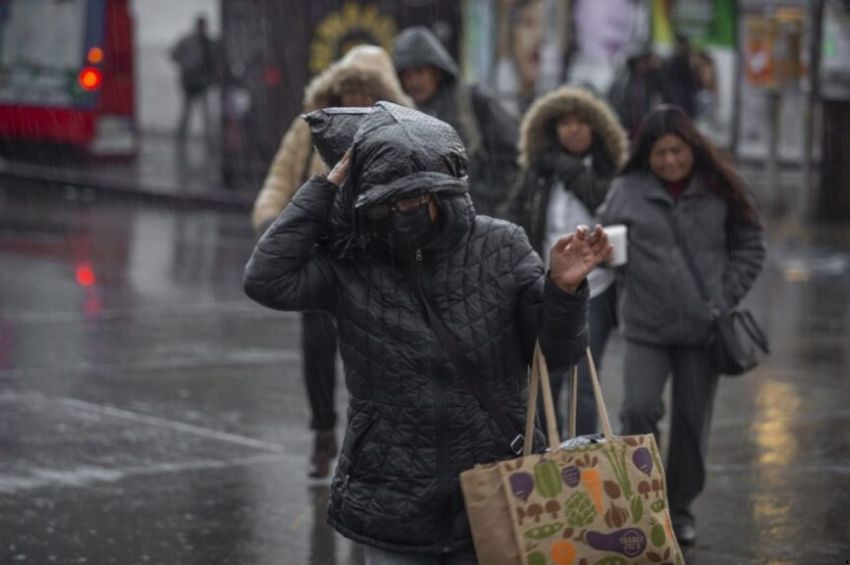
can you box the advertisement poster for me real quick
[650,0,737,145]
[821,0,850,101]
[568,0,646,93]
[491,0,546,115]
[737,6,807,161]
[462,0,569,117]
[220,0,461,187]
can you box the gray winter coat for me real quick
[599,171,765,345]
[243,103,589,555]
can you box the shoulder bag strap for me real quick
[413,272,525,455]
[664,210,720,318]
[668,212,770,354]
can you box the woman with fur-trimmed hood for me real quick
[250,45,411,480]
[508,86,628,437]
[251,45,411,233]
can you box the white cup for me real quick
[603,224,628,266]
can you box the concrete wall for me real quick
[130,0,220,136]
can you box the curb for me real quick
[0,158,253,210]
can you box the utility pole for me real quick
[730,0,741,156]
[801,0,825,220]
[817,0,850,222]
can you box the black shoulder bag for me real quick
[667,213,769,376]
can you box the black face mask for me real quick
[375,203,436,258]
[391,203,433,240]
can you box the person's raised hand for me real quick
[548,224,613,293]
[327,149,352,188]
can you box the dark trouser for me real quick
[301,311,338,431]
[548,283,617,437]
[177,89,211,143]
[619,339,719,528]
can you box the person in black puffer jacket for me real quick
[243,102,612,563]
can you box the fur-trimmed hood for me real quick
[519,87,628,168]
[304,45,412,111]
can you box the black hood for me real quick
[392,26,459,81]
[306,102,474,259]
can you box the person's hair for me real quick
[623,105,760,227]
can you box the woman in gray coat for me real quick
[599,105,765,546]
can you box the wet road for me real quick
[0,185,848,564]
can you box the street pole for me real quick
[730,0,742,156]
[817,0,850,222]
[765,88,781,212]
[803,0,826,221]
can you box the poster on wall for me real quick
[464,0,568,117]
[221,0,461,188]
[569,0,646,93]
[821,0,850,101]
[737,5,808,161]
[492,0,550,116]
[650,0,736,145]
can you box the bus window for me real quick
[0,0,103,108]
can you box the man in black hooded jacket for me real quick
[243,103,611,563]
[392,26,519,219]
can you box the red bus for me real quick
[0,0,136,156]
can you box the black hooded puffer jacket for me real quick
[243,103,588,555]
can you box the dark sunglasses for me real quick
[366,194,432,221]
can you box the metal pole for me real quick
[765,88,781,211]
[730,0,742,156]
[803,0,826,220]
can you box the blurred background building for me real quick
[0,0,847,219]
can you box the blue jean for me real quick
[546,283,617,437]
[363,545,478,565]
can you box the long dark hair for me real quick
[623,105,760,227]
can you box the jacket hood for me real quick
[518,87,628,168]
[392,26,459,80]
[303,44,412,111]
[319,102,473,259]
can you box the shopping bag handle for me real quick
[566,348,615,441]
[524,345,614,457]
[524,342,561,454]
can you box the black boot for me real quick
[673,521,697,547]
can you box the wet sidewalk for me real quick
[0,189,849,564]
[0,132,254,209]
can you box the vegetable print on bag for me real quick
[460,346,684,565]
[499,435,681,564]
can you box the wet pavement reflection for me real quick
[0,188,848,564]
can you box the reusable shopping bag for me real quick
[460,345,685,565]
